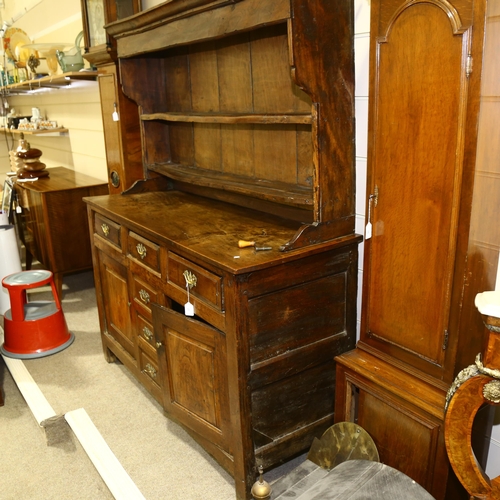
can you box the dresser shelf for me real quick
[141,112,314,125]
[148,163,314,210]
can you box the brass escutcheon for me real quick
[143,363,157,379]
[101,223,110,237]
[142,326,153,341]
[136,243,147,259]
[139,289,150,304]
[183,270,197,289]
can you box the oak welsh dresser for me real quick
[83,1,360,498]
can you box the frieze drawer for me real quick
[167,252,223,311]
[128,231,161,275]
[95,214,121,249]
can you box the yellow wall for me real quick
[0,0,107,184]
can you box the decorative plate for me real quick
[3,27,31,62]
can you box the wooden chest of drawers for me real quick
[14,167,108,297]
[85,190,360,499]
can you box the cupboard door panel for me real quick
[358,389,446,498]
[99,250,134,358]
[363,3,471,371]
[152,304,230,450]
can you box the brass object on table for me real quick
[251,466,271,500]
[307,421,379,470]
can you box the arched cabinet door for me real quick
[360,0,476,382]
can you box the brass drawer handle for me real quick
[142,363,157,379]
[142,326,153,341]
[101,223,110,236]
[183,270,197,289]
[136,243,147,259]
[139,289,150,304]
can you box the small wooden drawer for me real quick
[131,274,160,319]
[139,349,160,386]
[167,252,223,311]
[95,213,121,249]
[128,231,161,274]
[137,314,156,350]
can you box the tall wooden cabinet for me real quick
[80,0,143,194]
[335,0,500,499]
[85,1,359,499]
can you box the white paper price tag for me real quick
[365,221,372,240]
[185,282,194,316]
[184,301,194,316]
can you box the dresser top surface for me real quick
[16,167,107,193]
[85,190,359,273]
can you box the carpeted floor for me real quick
[0,270,304,499]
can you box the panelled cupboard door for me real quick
[361,0,476,381]
[98,249,135,359]
[152,304,231,453]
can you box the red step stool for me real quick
[1,270,74,359]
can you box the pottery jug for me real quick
[56,32,84,72]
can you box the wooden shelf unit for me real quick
[86,2,359,499]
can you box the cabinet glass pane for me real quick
[87,0,106,46]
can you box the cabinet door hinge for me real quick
[466,54,473,78]
[442,329,449,350]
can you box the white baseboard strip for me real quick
[65,408,146,500]
[1,354,57,425]
[1,330,146,500]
